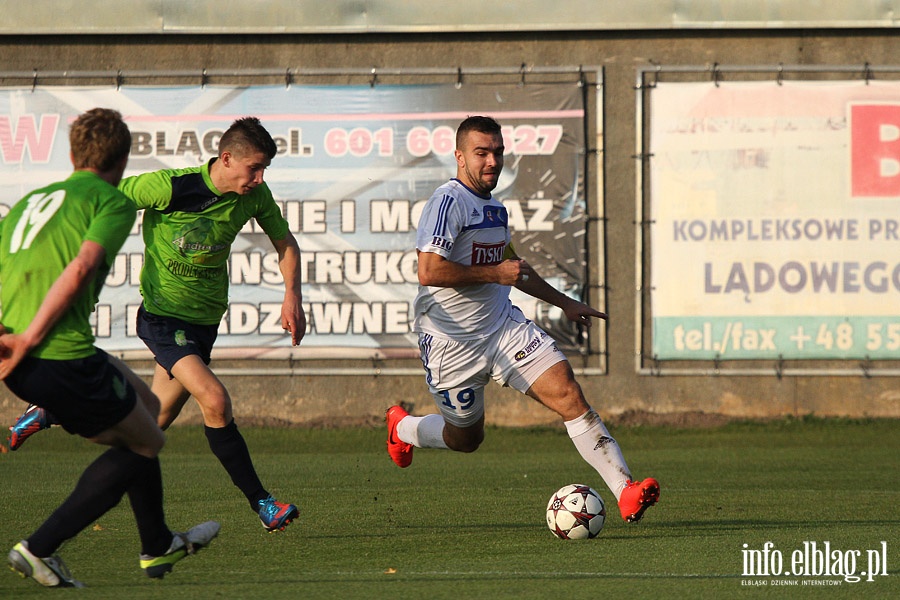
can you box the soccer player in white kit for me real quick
[386,115,659,523]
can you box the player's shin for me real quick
[563,409,631,500]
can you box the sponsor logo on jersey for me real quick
[430,236,453,252]
[172,235,226,254]
[483,205,506,225]
[471,241,505,265]
[165,259,223,279]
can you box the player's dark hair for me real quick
[219,116,278,160]
[69,108,131,172]
[456,115,502,149]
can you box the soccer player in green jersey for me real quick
[7,117,305,533]
[127,116,305,533]
[0,108,219,588]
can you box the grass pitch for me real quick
[1,417,897,599]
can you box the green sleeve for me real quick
[119,171,174,210]
[253,185,290,241]
[84,190,137,262]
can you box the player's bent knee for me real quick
[195,392,232,419]
[195,390,233,427]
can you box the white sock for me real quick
[397,414,448,449]
[564,409,632,501]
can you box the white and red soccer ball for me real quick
[546,483,606,539]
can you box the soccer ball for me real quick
[546,483,606,539]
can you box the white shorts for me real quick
[418,306,567,427]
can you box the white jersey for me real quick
[414,178,513,340]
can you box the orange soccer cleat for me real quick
[386,405,414,468]
[618,478,660,523]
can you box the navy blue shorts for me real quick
[136,304,217,377]
[3,348,137,438]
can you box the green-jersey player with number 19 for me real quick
[0,108,219,588]
[0,170,135,359]
[5,117,306,535]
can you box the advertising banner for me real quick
[650,80,900,360]
[0,83,589,358]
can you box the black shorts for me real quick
[3,348,137,438]
[136,304,217,377]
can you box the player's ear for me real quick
[454,148,465,168]
[220,150,232,167]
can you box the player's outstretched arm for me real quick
[512,259,607,327]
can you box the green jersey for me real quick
[0,171,136,359]
[119,159,289,325]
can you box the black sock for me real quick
[27,448,155,557]
[205,419,267,511]
[126,455,172,556]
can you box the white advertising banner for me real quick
[651,80,900,360]
[0,84,588,358]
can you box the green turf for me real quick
[1,418,897,599]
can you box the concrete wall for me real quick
[1,30,899,427]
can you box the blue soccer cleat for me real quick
[258,495,299,532]
[8,404,51,451]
